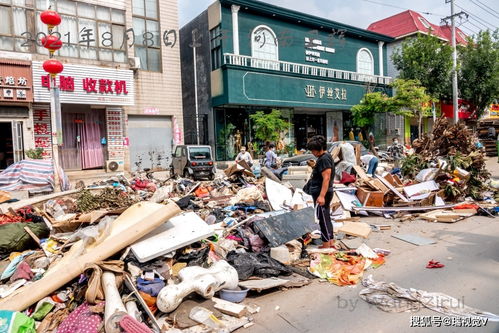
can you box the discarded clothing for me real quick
[0,310,36,333]
[359,275,499,321]
[56,302,103,333]
[84,260,124,304]
[308,253,366,286]
[10,261,33,282]
[136,277,165,297]
[1,251,35,280]
[0,223,49,258]
[226,251,291,280]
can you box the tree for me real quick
[392,32,453,100]
[458,30,499,118]
[351,92,397,129]
[392,79,433,139]
[249,109,289,144]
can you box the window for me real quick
[132,0,161,71]
[251,25,278,61]
[0,1,35,53]
[418,17,431,30]
[210,25,222,70]
[0,0,126,62]
[357,48,374,75]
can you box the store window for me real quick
[251,25,278,61]
[0,0,127,62]
[210,25,222,70]
[357,48,374,75]
[132,0,161,72]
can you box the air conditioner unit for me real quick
[105,160,124,172]
[128,57,141,70]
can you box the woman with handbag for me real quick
[304,135,334,248]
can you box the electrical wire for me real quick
[475,0,499,17]
[469,0,499,20]
[459,23,479,36]
[359,0,445,17]
[455,2,499,30]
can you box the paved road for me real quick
[245,214,499,333]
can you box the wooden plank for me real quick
[352,204,457,212]
[239,278,288,292]
[353,165,369,181]
[376,175,410,202]
[338,222,371,238]
[354,144,362,166]
[0,189,79,212]
[212,297,248,318]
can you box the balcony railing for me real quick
[223,53,393,85]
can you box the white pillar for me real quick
[378,41,384,77]
[231,5,240,55]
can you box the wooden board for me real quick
[338,222,371,238]
[212,297,249,318]
[356,187,384,207]
[131,212,214,263]
[239,278,288,292]
[352,204,457,212]
[376,175,410,202]
[353,165,369,181]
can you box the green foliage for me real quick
[351,92,396,128]
[392,32,453,99]
[400,154,429,178]
[25,148,44,159]
[249,109,289,143]
[458,30,499,118]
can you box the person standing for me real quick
[235,146,253,166]
[265,144,277,169]
[305,135,334,248]
[387,137,404,168]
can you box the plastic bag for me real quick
[226,251,291,280]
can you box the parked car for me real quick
[171,145,216,180]
[282,141,369,167]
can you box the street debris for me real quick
[0,116,497,331]
[360,275,499,321]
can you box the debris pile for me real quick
[0,164,388,332]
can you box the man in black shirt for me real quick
[306,135,334,248]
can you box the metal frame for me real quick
[131,0,162,72]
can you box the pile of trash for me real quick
[0,162,388,333]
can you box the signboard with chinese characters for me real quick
[304,37,335,65]
[32,62,134,106]
[106,107,125,160]
[33,106,52,159]
[0,59,33,102]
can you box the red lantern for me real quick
[40,35,63,54]
[43,59,64,78]
[40,10,61,29]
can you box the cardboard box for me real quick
[356,187,384,207]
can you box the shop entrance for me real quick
[294,114,326,150]
[60,105,107,170]
[0,121,23,169]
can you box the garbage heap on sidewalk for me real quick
[0,160,389,333]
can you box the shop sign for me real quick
[304,37,335,65]
[304,84,347,101]
[144,107,160,115]
[0,60,33,102]
[33,62,134,106]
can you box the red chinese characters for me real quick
[60,76,74,92]
[99,79,114,94]
[34,123,50,135]
[114,80,128,95]
[83,78,98,93]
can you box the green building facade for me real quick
[180,0,394,160]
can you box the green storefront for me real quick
[180,0,394,160]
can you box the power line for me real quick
[475,0,499,17]
[469,0,499,20]
[458,22,479,35]
[359,0,445,17]
[468,18,487,32]
[455,2,498,30]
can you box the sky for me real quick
[178,0,499,37]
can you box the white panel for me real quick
[32,61,135,106]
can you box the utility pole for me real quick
[442,0,467,124]
[190,29,202,145]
